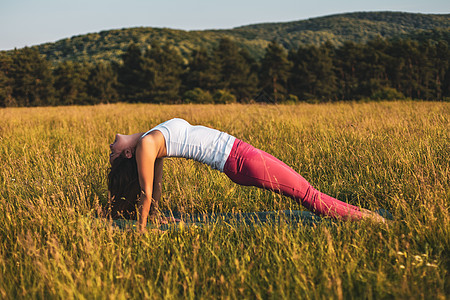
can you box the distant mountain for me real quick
[25,11,450,64]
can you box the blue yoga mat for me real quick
[111,210,325,231]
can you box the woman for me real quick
[108,118,385,232]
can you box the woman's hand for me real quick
[137,227,166,234]
[158,216,182,224]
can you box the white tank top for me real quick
[141,118,236,172]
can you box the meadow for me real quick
[0,102,448,299]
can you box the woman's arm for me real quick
[150,158,164,214]
[135,135,160,232]
[152,158,181,224]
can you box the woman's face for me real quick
[109,134,127,164]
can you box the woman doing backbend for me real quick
[108,118,385,232]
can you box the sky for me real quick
[1,0,449,50]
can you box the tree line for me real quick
[1,37,449,107]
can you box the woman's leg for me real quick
[223,139,365,220]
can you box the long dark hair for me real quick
[107,155,141,219]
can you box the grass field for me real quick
[0,102,448,299]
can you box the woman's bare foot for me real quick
[360,208,388,223]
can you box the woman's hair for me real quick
[107,154,141,220]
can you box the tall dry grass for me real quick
[0,102,448,299]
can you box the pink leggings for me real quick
[223,139,364,220]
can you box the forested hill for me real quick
[231,11,450,47]
[30,11,449,64]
